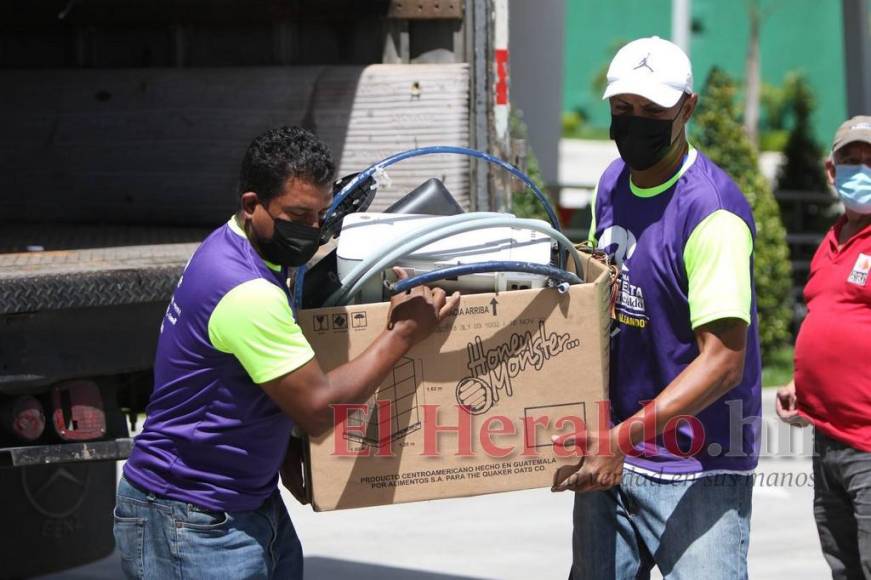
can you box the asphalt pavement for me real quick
[40,395,830,580]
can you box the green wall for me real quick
[564,0,848,144]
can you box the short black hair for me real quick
[238,126,336,202]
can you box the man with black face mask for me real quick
[552,38,762,579]
[115,126,460,580]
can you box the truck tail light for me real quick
[50,380,106,441]
[0,395,46,442]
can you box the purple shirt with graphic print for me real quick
[591,150,762,475]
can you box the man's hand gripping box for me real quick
[297,252,612,511]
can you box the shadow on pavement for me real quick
[305,557,488,580]
[37,552,489,580]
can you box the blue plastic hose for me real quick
[326,216,584,306]
[388,261,582,294]
[326,213,518,306]
[297,145,565,310]
[326,146,561,232]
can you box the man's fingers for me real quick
[563,475,595,493]
[552,467,563,489]
[558,471,581,491]
[393,266,410,281]
[786,414,810,427]
[775,396,789,416]
[776,387,797,411]
[775,391,800,419]
[439,291,461,320]
[599,472,622,489]
[570,468,612,494]
[552,463,580,490]
[430,287,445,317]
[555,463,591,492]
[775,390,798,419]
[552,460,621,493]
[432,287,447,306]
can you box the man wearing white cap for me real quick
[552,37,762,579]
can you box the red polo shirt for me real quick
[795,216,871,452]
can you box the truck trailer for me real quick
[0,0,515,575]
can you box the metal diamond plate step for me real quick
[0,243,198,314]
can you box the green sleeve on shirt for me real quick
[208,279,315,384]
[683,210,753,329]
[588,185,598,246]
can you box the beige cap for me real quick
[832,115,871,153]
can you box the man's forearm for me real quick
[615,320,747,450]
[616,352,742,449]
[323,328,413,406]
[268,286,454,436]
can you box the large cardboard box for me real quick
[298,253,612,511]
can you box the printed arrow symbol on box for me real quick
[490,297,498,316]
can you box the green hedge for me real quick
[692,68,793,359]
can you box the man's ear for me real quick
[683,93,698,123]
[824,158,836,188]
[240,192,259,218]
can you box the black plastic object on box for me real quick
[300,250,341,310]
[301,178,465,309]
[319,172,378,245]
[384,178,465,216]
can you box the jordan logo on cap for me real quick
[633,53,654,73]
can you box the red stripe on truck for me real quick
[495,48,509,105]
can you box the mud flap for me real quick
[0,461,116,578]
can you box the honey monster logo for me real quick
[455,322,580,415]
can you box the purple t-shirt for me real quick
[591,150,762,475]
[125,218,314,511]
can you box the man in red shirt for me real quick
[777,115,871,580]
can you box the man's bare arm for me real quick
[554,318,748,493]
[261,272,459,436]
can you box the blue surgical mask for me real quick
[835,164,871,214]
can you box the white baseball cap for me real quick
[602,36,693,108]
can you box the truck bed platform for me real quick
[1,234,200,315]
[0,232,201,391]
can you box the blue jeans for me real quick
[571,472,753,580]
[113,477,302,580]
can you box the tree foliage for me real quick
[508,108,550,223]
[692,67,793,358]
[775,73,829,192]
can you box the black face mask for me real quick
[257,213,321,268]
[610,101,685,171]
